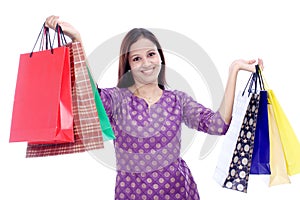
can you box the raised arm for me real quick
[218,58,264,124]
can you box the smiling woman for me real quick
[128,38,163,106]
[43,15,264,199]
[117,28,167,91]
[128,38,162,88]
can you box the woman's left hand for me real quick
[230,58,264,73]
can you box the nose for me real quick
[142,57,151,67]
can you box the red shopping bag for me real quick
[9,24,74,144]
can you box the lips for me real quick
[141,66,156,75]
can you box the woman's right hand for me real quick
[45,15,81,42]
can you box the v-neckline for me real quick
[126,87,164,109]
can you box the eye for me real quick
[132,57,141,62]
[148,52,156,57]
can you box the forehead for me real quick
[129,38,157,54]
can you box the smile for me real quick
[141,67,156,75]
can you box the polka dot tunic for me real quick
[99,87,229,200]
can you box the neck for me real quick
[133,83,160,96]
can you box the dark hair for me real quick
[117,28,166,90]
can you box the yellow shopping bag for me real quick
[267,103,291,186]
[268,89,300,176]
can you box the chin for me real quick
[142,79,159,85]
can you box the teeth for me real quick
[142,67,154,74]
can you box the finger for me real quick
[50,16,60,27]
[248,59,256,64]
[45,15,59,29]
[57,20,66,29]
[258,58,264,70]
[248,65,256,73]
[45,15,55,26]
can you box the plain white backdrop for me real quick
[1,0,299,199]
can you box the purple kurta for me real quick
[100,87,229,200]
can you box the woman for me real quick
[46,15,263,200]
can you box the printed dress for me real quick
[99,87,229,200]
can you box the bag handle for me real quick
[242,64,264,96]
[52,24,67,47]
[256,64,266,91]
[242,72,256,96]
[30,23,53,57]
[29,23,68,57]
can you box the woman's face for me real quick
[128,37,162,86]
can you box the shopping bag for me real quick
[26,41,104,157]
[87,66,115,141]
[268,102,291,186]
[222,92,260,193]
[214,69,260,192]
[10,24,74,144]
[268,89,300,176]
[250,89,271,174]
[213,90,252,185]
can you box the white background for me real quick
[1,0,300,199]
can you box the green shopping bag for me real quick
[87,66,115,141]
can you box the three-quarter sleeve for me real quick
[174,90,230,135]
[98,87,121,120]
